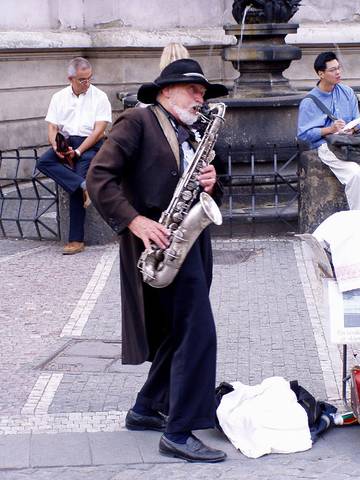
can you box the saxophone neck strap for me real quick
[150,104,180,170]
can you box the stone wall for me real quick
[1,0,360,151]
[0,0,234,31]
[0,0,236,151]
[285,0,360,89]
[0,47,236,151]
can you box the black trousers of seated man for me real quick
[37,136,103,242]
[134,229,217,434]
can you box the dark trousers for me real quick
[136,231,217,433]
[37,136,103,242]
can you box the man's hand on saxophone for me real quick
[198,164,217,195]
[128,215,170,249]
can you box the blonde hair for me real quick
[159,43,190,71]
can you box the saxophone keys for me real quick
[172,212,183,222]
[208,150,216,163]
[154,250,165,261]
[165,249,177,259]
[173,230,186,242]
[175,201,186,211]
[181,190,193,201]
[169,223,179,231]
[187,181,198,190]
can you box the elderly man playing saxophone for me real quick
[87,58,228,462]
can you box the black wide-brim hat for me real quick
[137,58,228,104]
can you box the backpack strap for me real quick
[305,94,338,122]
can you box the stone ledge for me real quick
[1,24,359,50]
[58,189,117,246]
[287,23,360,45]
[0,27,236,50]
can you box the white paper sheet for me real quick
[337,116,360,133]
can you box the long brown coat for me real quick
[87,105,223,365]
[86,106,183,364]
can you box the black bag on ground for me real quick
[215,382,234,431]
[290,380,337,442]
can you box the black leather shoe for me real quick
[159,434,227,463]
[125,409,167,432]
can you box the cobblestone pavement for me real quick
[0,236,359,479]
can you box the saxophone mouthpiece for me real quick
[199,102,211,117]
[196,102,212,123]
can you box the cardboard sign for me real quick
[327,279,360,344]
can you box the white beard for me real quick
[172,104,198,126]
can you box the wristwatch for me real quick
[75,148,81,157]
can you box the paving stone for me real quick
[88,431,142,465]
[82,260,122,341]
[0,239,49,258]
[108,361,150,374]
[0,242,105,414]
[0,466,121,480]
[194,428,244,461]
[63,340,121,358]
[131,430,182,464]
[45,355,113,373]
[0,434,30,469]
[31,433,91,467]
[0,236,356,478]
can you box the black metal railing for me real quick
[0,144,299,240]
[218,143,300,234]
[0,147,59,240]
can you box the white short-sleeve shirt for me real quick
[45,84,112,137]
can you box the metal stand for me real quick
[343,344,348,403]
[342,344,353,408]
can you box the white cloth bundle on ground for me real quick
[216,377,312,458]
[313,210,360,292]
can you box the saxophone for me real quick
[137,102,226,288]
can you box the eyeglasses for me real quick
[325,66,342,73]
[75,76,93,85]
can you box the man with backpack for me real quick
[297,51,360,209]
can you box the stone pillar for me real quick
[298,149,348,233]
[58,189,116,245]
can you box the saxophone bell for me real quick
[200,192,222,226]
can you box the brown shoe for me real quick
[83,189,91,208]
[62,241,85,255]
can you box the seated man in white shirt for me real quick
[37,57,112,254]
